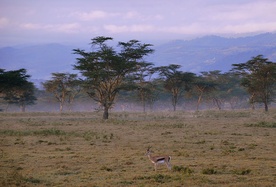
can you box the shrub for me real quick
[100,166,113,172]
[34,128,66,136]
[0,128,66,136]
[152,174,172,183]
[245,121,276,128]
[233,169,251,175]
[202,168,217,175]
[133,174,172,183]
[172,165,194,174]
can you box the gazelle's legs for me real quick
[166,162,171,170]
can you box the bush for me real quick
[233,169,251,175]
[245,121,276,128]
[172,165,194,174]
[133,174,172,183]
[202,168,217,175]
[100,166,113,172]
[152,174,172,183]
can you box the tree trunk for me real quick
[143,102,146,113]
[172,94,177,111]
[197,93,203,111]
[5,103,10,112]
[250,94,255,110]
[213,97,222,110]
[59,102,63,112]
[141,94,146,113]
[251,103,255,110]
[264,91,269,112]
[68,96,75,112]
[139,89,147,113]
[20,104,26,112]
[68,99,73,112]
[173,104,176,111]
[264,102,268,112]
[103,106,109,119]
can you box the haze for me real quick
[1,0,276,46]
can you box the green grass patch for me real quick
[152,174,172,183]
[232,168,251,175]
[133,174,172,183]
[0,128,66,136]
[34,128,66,136]
[24,177,42,184]
[82,131,115,142]
[202,168,217,175]
[245,121,276,128]
[172,165,194,174]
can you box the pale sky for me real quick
[1,0,276,46]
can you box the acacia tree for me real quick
[200,71,247,110]
[66,74,82,111]
[5,82,37,112]
[73,37,154,119]
[146,78,162,111]
[43,73,80,112]
[199,71,222,109]
[0,69,29,93]
[219,72,247,110]
[0,69,36,112]
[192,74,216,111]
[232,55,276,111]
[119,40,155,112]
[157,64,195,111]
[132,62,156,112]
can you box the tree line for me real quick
[1,36,276,119]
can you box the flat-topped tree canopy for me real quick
[73,36,154,119]
[232,55,276,112]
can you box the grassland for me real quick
[0,109,275,186]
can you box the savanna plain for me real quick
[0,109,275,187]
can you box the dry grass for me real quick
[0,110,275,186]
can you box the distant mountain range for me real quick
[148,33,276,73]
[0,43,78,80]
[1,33,276,83]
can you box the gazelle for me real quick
[145,147,172,171]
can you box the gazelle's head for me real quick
[145,147,153,156]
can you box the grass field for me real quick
[0,110,275,186]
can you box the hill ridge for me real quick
[1,33,276,79]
